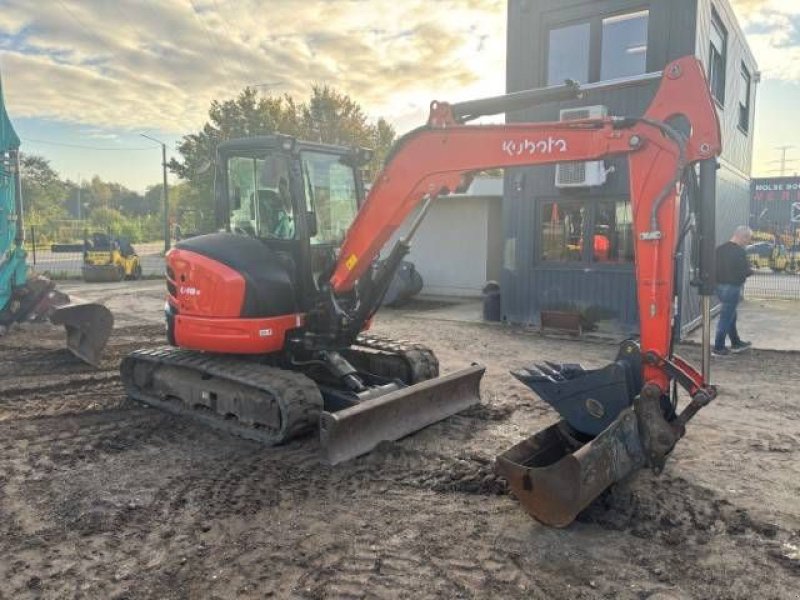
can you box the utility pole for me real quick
[775,145,795,177]
[77,173,81,220]
[141,134,170,252]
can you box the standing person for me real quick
[713,226,754,356]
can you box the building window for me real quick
[709,9,727,105]
[547,22,591,85]
[547,10,649,86]
[600,10,649,81]
[739,64,751,133]
[541,201,586,262]
[540,198,634,264]
[595,199,634,263]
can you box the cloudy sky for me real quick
[0,0,797,191]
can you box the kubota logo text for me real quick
[180,286,201,296]
[502,137,567,156]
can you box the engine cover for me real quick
[168,233,297,319]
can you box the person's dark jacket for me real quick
[716,241,753,286]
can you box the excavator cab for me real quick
[218,137,364,303]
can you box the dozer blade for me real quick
[495,408,646,527]
[82,264,124,283]
[319,364,485,465]
[50,303,114,367]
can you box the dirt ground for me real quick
[1,300,798,599]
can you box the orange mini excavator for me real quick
[122,56,721,525]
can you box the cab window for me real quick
[227,153,294,240]
[301,151,359,246]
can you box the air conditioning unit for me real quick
[555,105,608,188]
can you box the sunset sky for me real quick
[0,0,798,191]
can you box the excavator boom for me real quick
[319,57,721,523]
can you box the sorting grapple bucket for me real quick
[496,341,700,527]
[320,364,485,464]
[50,302,114,367]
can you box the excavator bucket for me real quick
[496,341,656,527]
[496,409,646,527]
[319,364,485,465]
[2,274,114,367]
[50,302,114,367]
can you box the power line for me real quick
[22,137,162,151]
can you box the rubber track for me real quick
[347,333,439,384]
[120,348,323,445]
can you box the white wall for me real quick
[386,194,502,297]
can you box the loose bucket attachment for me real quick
[50,302,114,367]
[495,409,646,527]
[82,264,124,283]
[497,341,653,527]
[510,340,644,437]
[320,363,485,465]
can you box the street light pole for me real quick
[141,133,170,252]
[77,173,81,220]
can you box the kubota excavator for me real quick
[0,72,113,366]
[122,56,721,526]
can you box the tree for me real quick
[299,86,395,178]
[169,86,396,231]
[19,154,68,233]
[88,206,125,232]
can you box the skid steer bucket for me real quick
[320,364,485,465]
[50,302,114,367]
[82,264,124,283]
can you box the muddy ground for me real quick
[0,291,798,598]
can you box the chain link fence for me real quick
[743,228,800,300]
[25,222,166,280]
[744,269,800,300]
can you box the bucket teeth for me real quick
[512,342,643,437]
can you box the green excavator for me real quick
[0,72,112,366]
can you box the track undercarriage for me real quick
[121,334,483,462]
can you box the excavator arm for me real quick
[320,57,723,525]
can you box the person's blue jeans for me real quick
[715,284,742,350]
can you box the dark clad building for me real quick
[502,0,758,335]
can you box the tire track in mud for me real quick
[108,452,530,600]
[0,408,190,479]
[576,471,800,585]
[0,348,98,379]
[0,375,126,421]
[0,323,166,380]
